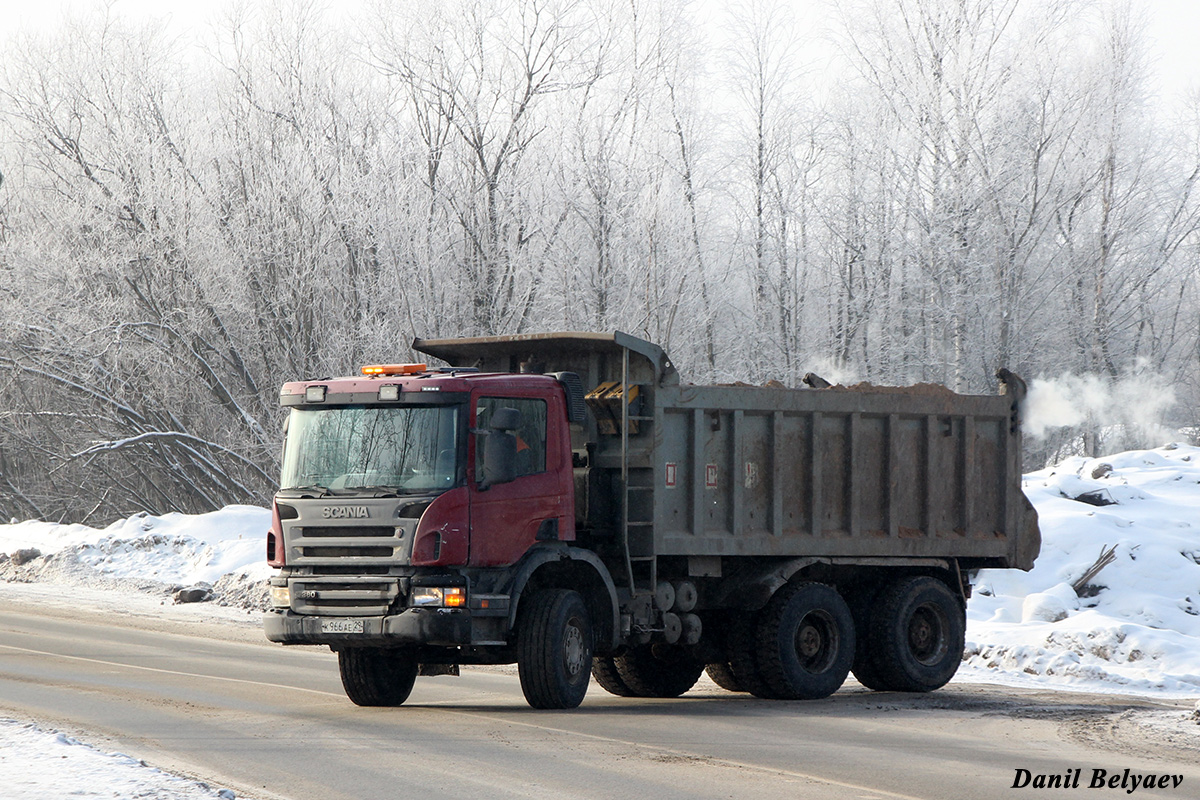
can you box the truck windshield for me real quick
[281,405,461,494]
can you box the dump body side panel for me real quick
[414,331,1039,572]
[652,384,1037,569]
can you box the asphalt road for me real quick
[1,599,1198,800]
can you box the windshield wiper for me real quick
[341,485,406,497]
[278,485,332,498]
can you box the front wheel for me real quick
[517,589,593,709]
[338,647,419,706]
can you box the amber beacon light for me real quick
[361,363,427,376]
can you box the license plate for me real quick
[320,618,365,634]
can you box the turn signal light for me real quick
[411,586,467,608]
[362,363,427,376]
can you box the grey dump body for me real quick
[414,331,1040,578]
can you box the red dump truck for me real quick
[264,332,1039,709]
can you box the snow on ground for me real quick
[2,446,1200,794]
[960,443,1200,698]
[0,508,274,799]
[0,719,239,800]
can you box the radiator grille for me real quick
[285,520,414,566]
[299,526,396,538]
[300,546,394,558]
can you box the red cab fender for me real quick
[503,544,621,653]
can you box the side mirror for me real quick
[480,430,517,488]
[477,406,521,489]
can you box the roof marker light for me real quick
[305,385,327,403]
[378,384,400,401]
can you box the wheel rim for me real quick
[793,609,838,673]
[908,603,949,665]
[563,616,587,680]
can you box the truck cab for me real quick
[267,369,588,613]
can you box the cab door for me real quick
[468,389,573,567]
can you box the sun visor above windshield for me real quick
[411,331,679,388]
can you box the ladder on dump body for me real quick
[619,346,656,597]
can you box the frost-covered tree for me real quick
[1,0,1198,520]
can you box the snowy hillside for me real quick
[2,446,1200,697]
[962,444,1200,696]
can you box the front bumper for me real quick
[263,607,472,646]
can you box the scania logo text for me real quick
[322,506,370,519]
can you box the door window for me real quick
[476,397,547,478]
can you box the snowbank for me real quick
[0,506,273,608]
[963,443,1200,697]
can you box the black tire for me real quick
[868,576,965,693]
[845,585,890,691]
[756,582,855,700]
[704,662,746,692]
[517,588,593,709]
[613,644,705,697]
[724,611,779,699]
[591,655,637,697]
[338,647,419,707]
[850,641,889,691]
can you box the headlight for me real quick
[270,586,291,608]
[411,586,466,608]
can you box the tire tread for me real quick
[868,576,964,693]
[614,646,704,697]
[338,648,418,707]
[517,588,593,709]
[756,582,854,700]
[592,656,636,696]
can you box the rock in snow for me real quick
[1020,583,1080,623]
[9,547,41,566]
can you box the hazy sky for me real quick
[0,0,1198,101]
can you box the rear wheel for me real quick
[868,577,964,692]
[704,662,745,692]
[613,645,705,697]
[846,584,889,691]
[338,647,419,706]
[756,582,855,700]
[850,643,889,691]
[702,612,746,692]
[591,655,636,696]
[725,611,779,699]
[517,589,593,709]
